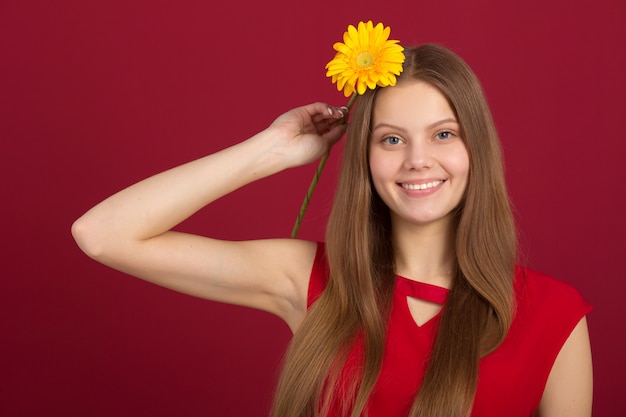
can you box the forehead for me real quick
[372,81,456,128]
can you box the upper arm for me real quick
[537,316,593,417]
[74,221,317,332]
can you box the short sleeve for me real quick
[515,267,593,393]
[472,267,592,416]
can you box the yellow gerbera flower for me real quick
[325,21,405,97]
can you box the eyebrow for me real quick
[372,117,459,132]
[428,118,459,129]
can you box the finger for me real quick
[330,105,350,120]
[314,114,346,135]
[321,122,348,146]
[311,107,337,124]
[311,105,348,123]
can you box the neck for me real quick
[391,216,457,288]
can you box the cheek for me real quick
[368,153,389,195]
[449,146,470,179]
[454,153,471,196]
[457,157,470,182]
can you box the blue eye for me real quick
[436,131,453,140]
[384,136,401,145]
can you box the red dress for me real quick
[307,243,592,417]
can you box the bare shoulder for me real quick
[537,316,593,417]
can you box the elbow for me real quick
[71,213,109,260]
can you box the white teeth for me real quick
[401,180,444,190]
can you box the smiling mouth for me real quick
[400,180,445,190]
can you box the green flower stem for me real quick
[291,92,358,238]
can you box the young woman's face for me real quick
[369,81,470,229]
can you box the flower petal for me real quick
[325,21,405,96]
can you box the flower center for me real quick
[356,51,374,68]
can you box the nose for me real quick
[404,140,433,170]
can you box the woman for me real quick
[72,45,592,417]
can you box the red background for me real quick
[2,0,624,415]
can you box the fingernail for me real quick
[328,107,333,115]
[337,109,344,118]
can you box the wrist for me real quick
[233,128,293,180]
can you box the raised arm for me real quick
[71,102,347,332]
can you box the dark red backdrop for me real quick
[2,0,624,415]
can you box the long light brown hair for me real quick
[272,44,517,417]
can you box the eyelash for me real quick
[381,131,456,145]
[435,131,454,140]
[382,136,402,145]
